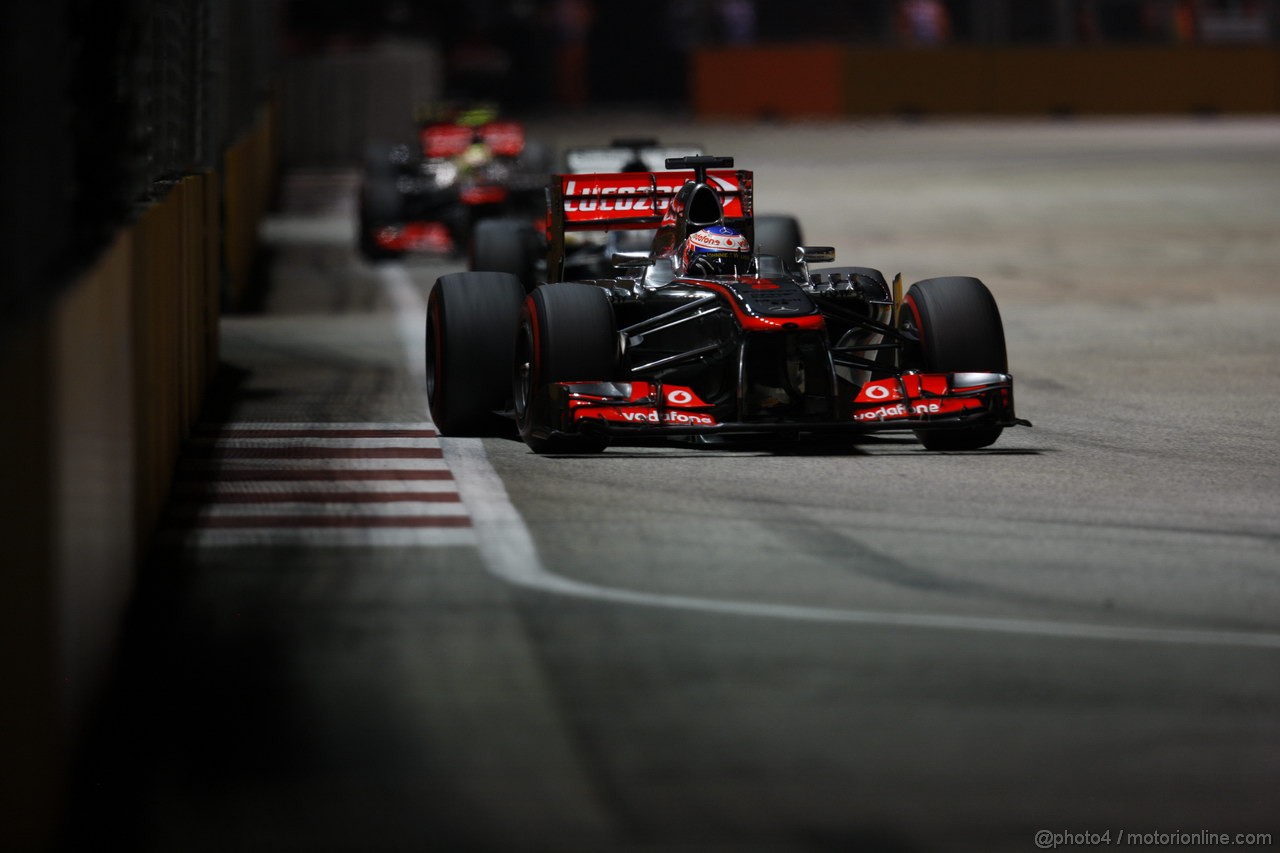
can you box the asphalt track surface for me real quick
[77,119,1279,853]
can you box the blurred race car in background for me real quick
[427,155,1030,454]
[357,103,549,260]
[469,139,808,291]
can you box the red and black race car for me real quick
[426,155,1030,453]
[358,104,548,260]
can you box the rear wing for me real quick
[545,168,753,282]
[548,169,753,233]
[420,120,525,159]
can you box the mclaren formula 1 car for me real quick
[426,155,1029,453]
[358,104,549,260]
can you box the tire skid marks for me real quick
[164,423,477,548]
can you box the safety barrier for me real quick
[223,103,279,307]
[0,102,274,850]
[694,45,1280,117]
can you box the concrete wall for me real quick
[694,45,1280,117]
[0,106,275,852]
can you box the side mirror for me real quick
[611,252,653,268]
[795,246,835,280]
[795,246,835,265]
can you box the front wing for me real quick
[536,373,1029,439]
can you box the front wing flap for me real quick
[541,372,1030,438]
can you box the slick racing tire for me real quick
[515,283,617,454]
[753,214,804,274]
[900,276,1008,451]
[358,179,404,261]
[470,217,539,291]
[426,272,525,436]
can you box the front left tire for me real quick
[514,283,618,454]
[425,272,526,435]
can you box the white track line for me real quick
[380,266,1280,651]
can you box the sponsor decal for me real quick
[851,397,980,422]
[688,229,750,252]
[480,121,524,157]
[662,386,712,406]
[563,179,676,213]
[422,124,472,159]
[561,171,746,219]
[577,408,718,426]
[854,374,951,403]
[666,389,693,405]
[852,402,942,422]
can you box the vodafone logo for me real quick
[688,230,750,252]
[620,410,715,425]
[667,389,693,405]
[856,380,905,403]
[851,402,943,422]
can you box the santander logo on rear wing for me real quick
[550,169,753,232]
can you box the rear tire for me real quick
[470,217,538,290]
[900,276,1008,451]
[518,139,552,174]
[359,179,403,261]
[515,283,617,453]
[754,214,804,274]
[426,272,525,436]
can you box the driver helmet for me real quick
[681,225,751,277]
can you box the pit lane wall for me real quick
[693,46,1280,117]
[0,107,275,852]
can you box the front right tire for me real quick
[899,276,1008,451]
